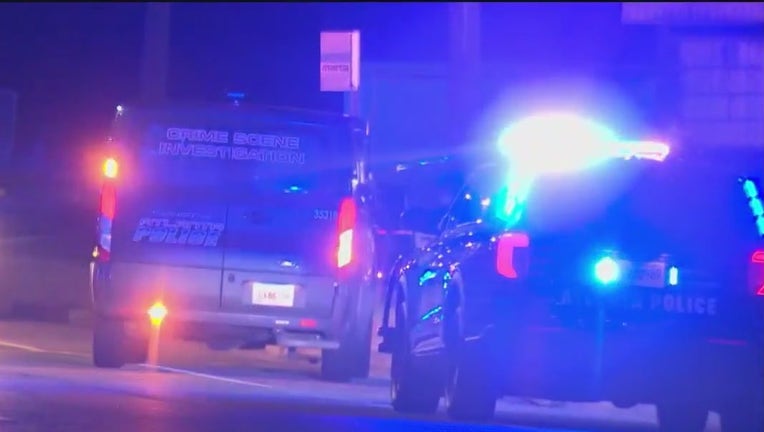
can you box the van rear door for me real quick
[108,115,233,312]
[217,124,356,319]
[110,185,227,311]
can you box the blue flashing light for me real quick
[594,256,620,285]
[418,270,438,287]
[668,266,679,286]
[741,178,764,237]
[492,184,525,227]
[420,305,443,322]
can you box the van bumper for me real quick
[91,262,372,350]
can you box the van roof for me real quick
[118,101,365,129]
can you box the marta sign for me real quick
[320,31,360,92]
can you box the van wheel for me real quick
[351,313,373,379]
[656,402,708,432]
[92,317,128,369]
[321,317,372,382]
[390,299,441,414]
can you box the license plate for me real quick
[621,260,666,288]
[250,283,295,307]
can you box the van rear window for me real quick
[113,107,355,188]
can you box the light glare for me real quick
[103,158,119,179]
[147,301,168,326]
[594,256,620,285]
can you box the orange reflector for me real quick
[103,158,119,179]
[147,301,168,326]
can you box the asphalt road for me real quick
[0,320,722,432]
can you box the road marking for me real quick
[0,340,86,358]
[137,364,272,389]
[0,338,273,389]
[0,340,46,353]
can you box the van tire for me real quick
[352,310,373,379]
[92,317,128,369]
[320,340,358,382]
[321,318,372,382]
[321,286,374,382]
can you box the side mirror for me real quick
[400,208,445,235]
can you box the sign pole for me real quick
[320,30,364,181]
[141,3,171,105]
[448,3,481,165]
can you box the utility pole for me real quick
[448,2,481,162]
[141,3,171,105]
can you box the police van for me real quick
[91,102,376,381]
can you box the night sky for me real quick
[0,3,630,160]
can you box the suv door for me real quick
[408,182,489,352]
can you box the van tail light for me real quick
[96,181,116,262]
[337,198,357,268]
[751,250,764,296]
[100,182,116,220]
[496,232,530,278]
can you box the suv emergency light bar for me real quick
[394,156,453,172]
[498,114,671,176]
[619,140,670,162]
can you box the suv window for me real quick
[442,166,506,229]
[443,186,484,229]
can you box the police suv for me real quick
[91,102,376,381]
[378,143,763,431]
